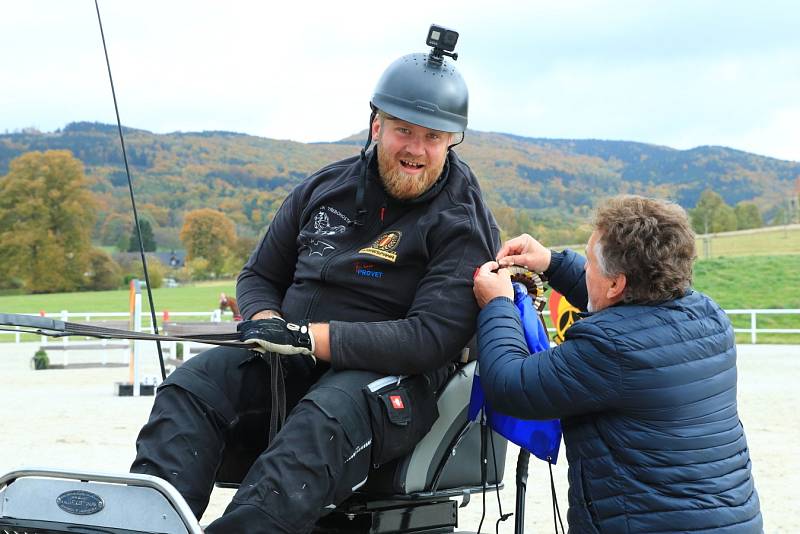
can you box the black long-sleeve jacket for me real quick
[237,149,499,375]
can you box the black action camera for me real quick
[426,24,459,63]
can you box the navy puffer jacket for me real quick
[477,250,762,533]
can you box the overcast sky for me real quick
[2,1,798,161]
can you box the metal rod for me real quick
[514,449,530,533]
[94,0,166,380]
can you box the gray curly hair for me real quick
[593,195,696,304]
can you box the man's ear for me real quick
[371,116,382,140]
[607,273,626,302]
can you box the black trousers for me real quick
[131,346,392,533]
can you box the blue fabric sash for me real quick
[469,282,562,462]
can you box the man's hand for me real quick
[237,317,315,359]
[473,261,513,309]
[496,233,551,273]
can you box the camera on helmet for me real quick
[426,24,459,63]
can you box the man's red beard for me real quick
[377,143,446,200]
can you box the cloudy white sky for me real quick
[1,0,798,161]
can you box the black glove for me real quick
[237,317,315,360]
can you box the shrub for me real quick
[117,255,165,289]
[32,348,49,370]
[185,257,212,281]
[84,249,122,290]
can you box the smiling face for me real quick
[373,115,452,200]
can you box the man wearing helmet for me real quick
[131,28,498,533]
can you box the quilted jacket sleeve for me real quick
[477,296,622,420]
[546,249,589,311]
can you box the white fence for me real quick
[1,308,799,346]
[1,310,234,345]
[725,309,800,344]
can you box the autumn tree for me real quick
[223,235,259,275]
[180,208,236,276]
[734,201,763,230]
[99,212,130,248]
[0,150,97,292]
[690,190,736,234]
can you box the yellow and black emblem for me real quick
[359,231,402,263]
[549,290,581,345]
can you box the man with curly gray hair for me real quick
[473,195,762,533]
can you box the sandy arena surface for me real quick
[0,341,797,532]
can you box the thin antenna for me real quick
[95,0,166,380]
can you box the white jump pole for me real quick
[130,279,143,397]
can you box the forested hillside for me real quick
[1,122,797,248]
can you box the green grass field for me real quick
[0,280,235,314]
[692,255,800,309]
[548,226,800,343]
[696,226,800,258]
[692,254,799,344]
[0,280,238,343]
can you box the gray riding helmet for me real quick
[371,53,468,133]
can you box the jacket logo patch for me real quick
[359,231,402,263]
[354,262,384,279]
[389,395,405,410]
[300,206,349,257]
[313,210,347,236]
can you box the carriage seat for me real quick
[312,360,507,533]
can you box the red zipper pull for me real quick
[380,206,386,222]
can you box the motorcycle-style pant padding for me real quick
[131,346,440,533]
